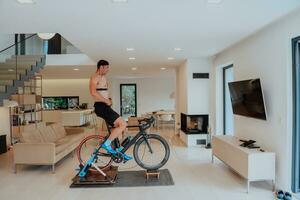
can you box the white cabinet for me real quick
[212,135,275,193]
[179,130,207,146]
[42,110,62,123]
[62,109,93,126]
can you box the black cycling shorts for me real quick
[94,102,120,126]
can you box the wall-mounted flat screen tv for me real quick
[42,96,79,110]
[228,79,267,120]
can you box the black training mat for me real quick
[70,168,174,188]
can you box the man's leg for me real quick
[108,117,127,141]
[103,117,132,160]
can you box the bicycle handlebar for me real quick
[138,116,155,130]
[126,117,155,130]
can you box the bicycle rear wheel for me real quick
[76,134,112,172]
[133,134,170,170]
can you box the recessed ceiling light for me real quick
[17,0,35,4]
[131,67,137,71]
[167,57,174,60]
[126,48,135,51]
[207,0,222,4]
[111,0,128,3]
[129,57,136,60]
[174,48,182,51]
[160,67,166,70]
[73,68,80,71]
[8,69,14,72]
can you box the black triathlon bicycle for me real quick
[77,116,170,178]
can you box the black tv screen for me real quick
[42,96,79,110]
[228,79,267,120]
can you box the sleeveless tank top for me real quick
[96,75,109,100]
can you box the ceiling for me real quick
[0,0,300,78]
[40,64,176,79]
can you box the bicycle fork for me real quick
[143,135,154,154]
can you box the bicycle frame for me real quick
[97,123,153,158]
[121,127,153,154]
[78,117,155,179]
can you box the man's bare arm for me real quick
[89,76,111,105]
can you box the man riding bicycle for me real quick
[89,59,132,161]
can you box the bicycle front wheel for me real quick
[76,134,112,172]
[133,134,170,170]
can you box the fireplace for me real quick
[181,113,209,134]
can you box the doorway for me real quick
[120,84,137,119]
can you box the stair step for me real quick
[0,86,6,93]
[10,55,43,61]
[0,80,14,86]
[0,55,45,106]
[6,58,41,64]
[0,64,33,70]
[0,68,27,72]
[0,74,20,80]
[0,69,27,75]
[4,61,37,66]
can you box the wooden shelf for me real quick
[9,74,43,142]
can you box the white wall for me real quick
[25,34,44,55]
[175,58,211,133]
[42,76,176,117]
[186,58,211,115]
[42,79,94,107]
[0,34,14,50]
[211,9,300,190]
[46,54,95,66]
[111,77,176,117]
[0,107,10,145]
[61,37,81,54]
[176,61,188,129]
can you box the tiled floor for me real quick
[0,127,275,200]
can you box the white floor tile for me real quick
[0,127,275,200]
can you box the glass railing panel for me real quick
[0,32,81,91]
[0,34,44,88]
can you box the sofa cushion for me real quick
[23,124,36,132]
[50,123,67,140]
[68,133,84,144]
[18,124,37,143]
[55,136,71,146]
[54,134,83,154]
[22,129,43,143]
[39,126,57,143]
[36,121,46,129]
[55,141,72,154]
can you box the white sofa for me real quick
[13,122,86,173]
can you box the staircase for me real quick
[0,55,46,106]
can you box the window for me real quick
[223,65,234,135]
[292,36,300,193]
